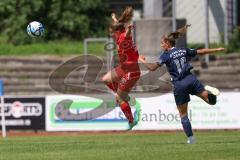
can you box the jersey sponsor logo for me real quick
[119,77,127,85]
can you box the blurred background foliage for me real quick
[0,0,238,55]
[0,0,109,45]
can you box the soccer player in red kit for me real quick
[102,6,140,130]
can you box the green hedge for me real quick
[227,27,240,53]
[0,40,106,56]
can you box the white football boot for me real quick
[187,136,195,144]
[205,85,220,96]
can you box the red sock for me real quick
[106,82,118,92]
[120,101,133,123]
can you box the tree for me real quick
[0,0,109,45]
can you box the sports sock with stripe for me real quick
[120,101,133,123]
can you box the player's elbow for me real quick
[197,49,207,55]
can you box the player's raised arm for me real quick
[125,24,133,38]
[139,55,160,71]
[197,48,225,55]
[111,13,118,23]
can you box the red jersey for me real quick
[113,31,141,92]
[114,32,139,64]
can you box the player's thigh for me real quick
[189,75,205,96]
[173,82,190,106]
[177,103,188,118]
[102,69,119,83]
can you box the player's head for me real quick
[118,6,134,23]
[108,6,133,37]
[161,36,175,51]
[161,25,191,51]
[109,22,125,34]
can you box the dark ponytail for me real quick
[108,22,125,37]
[164,24,191,46]
[108,6,134,37]
[118,6,134,23]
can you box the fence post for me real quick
[0,80,6,138]
[204,0,210,63]
[172,0,177,32]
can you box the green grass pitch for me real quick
[0,131,239,160]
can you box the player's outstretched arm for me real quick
[197,48,225,55]
[139,55,160,71]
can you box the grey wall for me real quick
[134,18,186,92]
[135,18,186,57]
[144,0,163,18]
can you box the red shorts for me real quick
[115,64,140,92]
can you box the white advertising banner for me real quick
[136,92,240,130]
[46,92,240,131]
[46,95,136,131]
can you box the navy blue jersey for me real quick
[157,47,197,81]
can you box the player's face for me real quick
[161,39,170,51]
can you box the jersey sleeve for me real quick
[157,53,168,66]
[186,48,197,58]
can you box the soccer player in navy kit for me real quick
[139,25,225,144]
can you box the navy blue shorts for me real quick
[172,74,204,105]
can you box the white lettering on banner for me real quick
[0,119,31,126]
[0,102,42,118]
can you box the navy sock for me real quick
[208,93,217,105]
[181,115,193,137]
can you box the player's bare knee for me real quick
[198,91,209,102]
[115,94,124,103]
[101,76,106,83]
[179,112,187,118]
[116,91,128,102]
[101,75,109,84]
[177,104,188,118]
[201,91,208,98]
